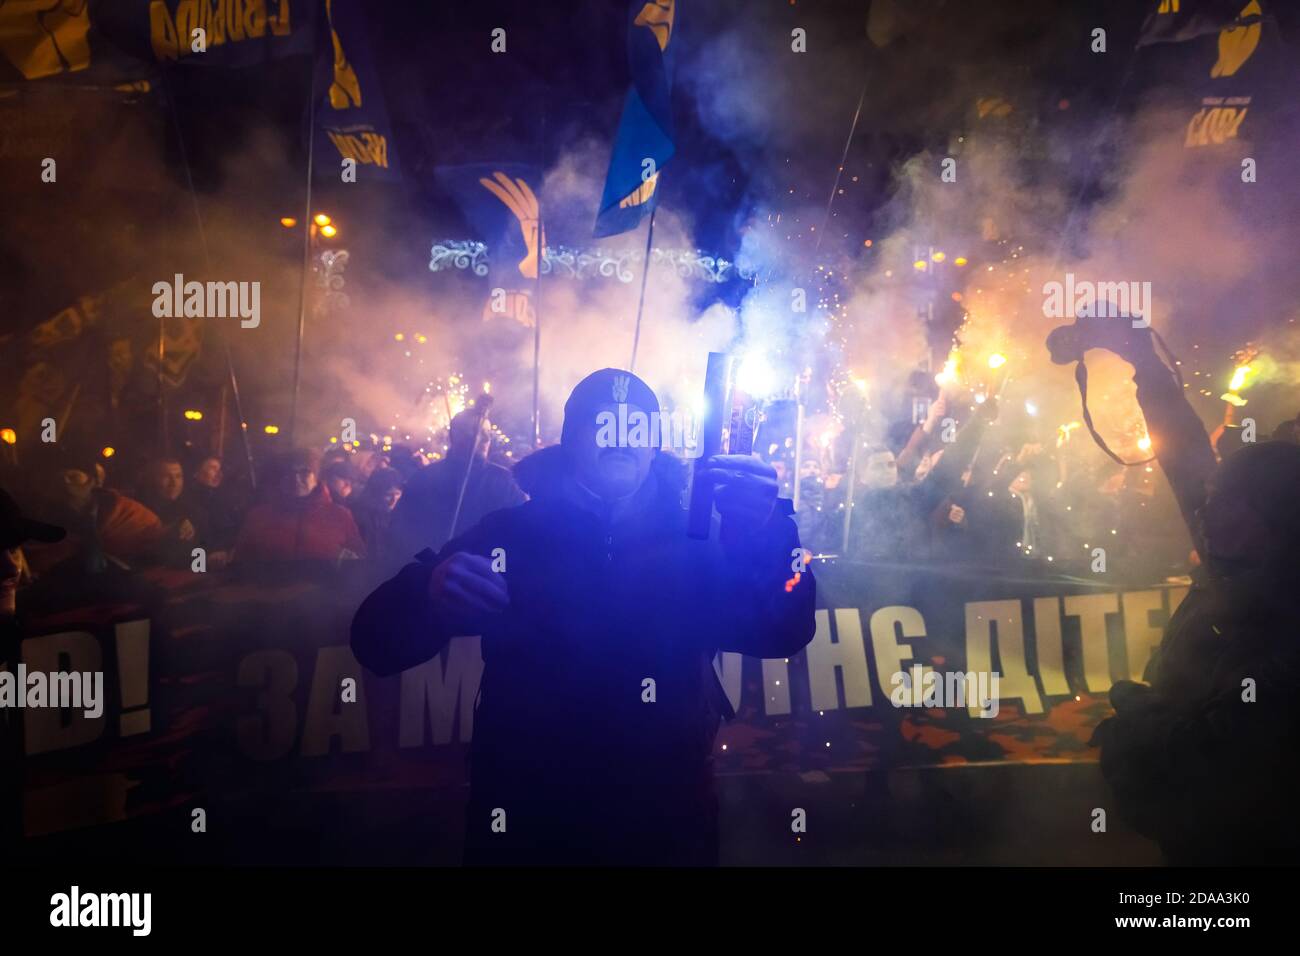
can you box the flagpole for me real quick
[792,372,805,510]
[157,307,167,452]
[629,206,657,373]
[532,217,543,447]
[289,17,319,448]
[815,77,867,254]
[161,68,257,487]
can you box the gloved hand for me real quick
[697,454,779,533]
[429,552,509,627]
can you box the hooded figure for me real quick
[352,368,816,865]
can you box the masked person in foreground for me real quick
[1050,315,1300,864]
[352,368,816,865]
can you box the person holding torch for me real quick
[352,368,815,865]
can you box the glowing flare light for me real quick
[934,351,960,387]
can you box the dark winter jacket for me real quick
[137,489,211,567]
[384,455,526,571]
[851,410,991,562]
[1093,355,1300,863]
[351,447,816,865]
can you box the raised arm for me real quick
[1129,351,1216,555]
[916,397,998,513]
[1047,318,1216,554]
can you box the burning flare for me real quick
[934,351,961,387]
[1221,361,1258,405]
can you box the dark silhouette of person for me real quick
[349,467,404,565]
[136,457,211,568]
[1,489,66,846]
[351,368,816,865]
[849,398,998,563]
[1051,313,1300,864]
[384,407,525,573]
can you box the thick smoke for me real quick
[676,4,1300,468]
[6,2,1299,480]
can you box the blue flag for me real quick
[437,163,545,325]
[594,1,676,238]
[1136,0,1262,48]
[315,0,399,182]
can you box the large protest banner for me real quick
[11,558,1186,841]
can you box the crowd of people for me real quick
[790,391,1300,575]
[5,321,1300,864]
[3,374,1298,593]
[0,406,529,588]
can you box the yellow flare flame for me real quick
[1056,421,1081,446]
[934,351,960,387]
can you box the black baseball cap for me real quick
[0,489,66,550]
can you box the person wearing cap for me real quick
[352,368,816,865]
[1,489,65,846]
[233,448,366,564]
